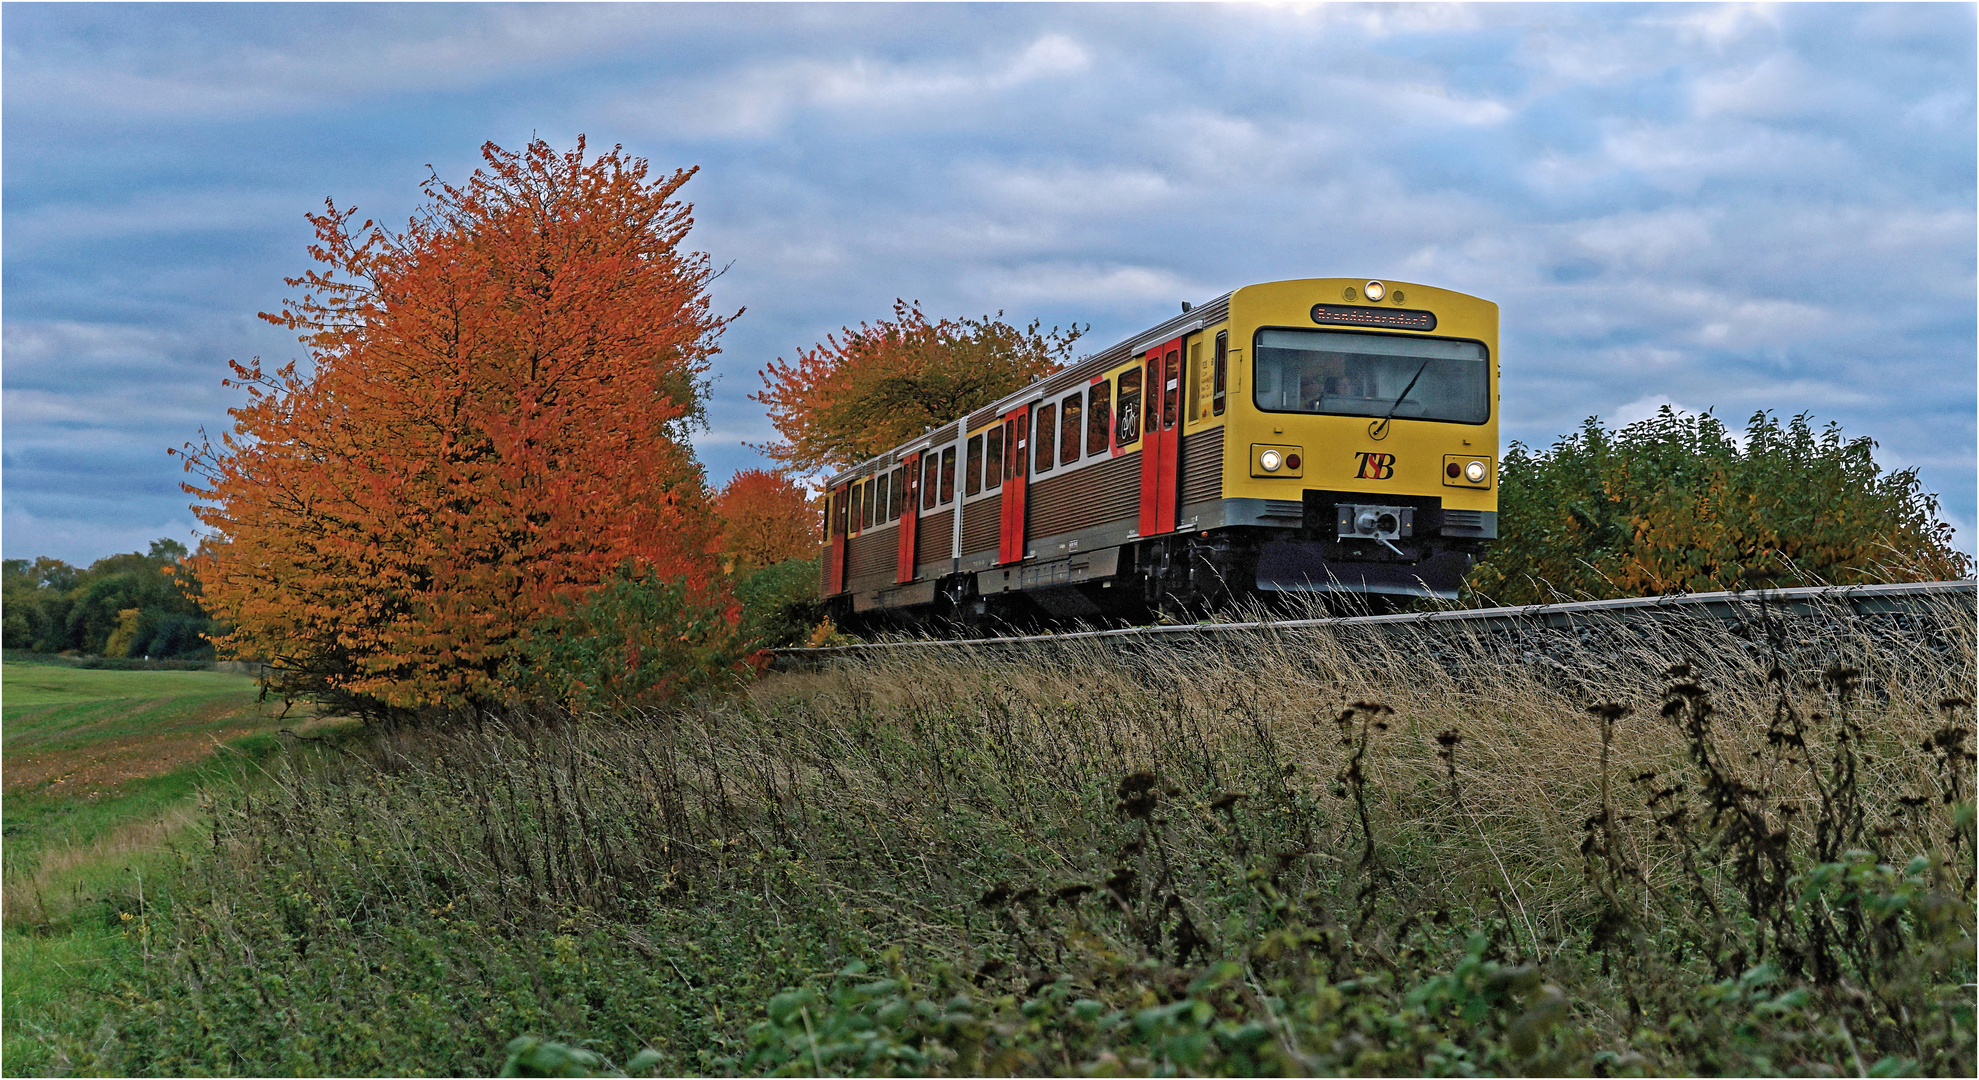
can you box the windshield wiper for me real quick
[1367,359,1431,441]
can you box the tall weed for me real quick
[38,593,1975,1076]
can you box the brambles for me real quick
[521,558,821,714]
[29,593,1974,1075]
[522,566,749,714]
[732,557,827,652]
[1469,406,1972,604]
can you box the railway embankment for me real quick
[21,578,1968,1076]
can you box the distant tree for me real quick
[178,137,734,717]
[753,300,1084,473]
[713,468,818,575]
[64,552,192,655]
[3,558,75,651]
[1467,407,1972,605]
[1,542,215,658]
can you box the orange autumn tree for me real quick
[712,469,819,574]
[753,300,1084,473]
[178,137,734,717]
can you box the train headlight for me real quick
[1252,443,1304,477]
[1363,280,1386,302]
[1465,460,1487,483]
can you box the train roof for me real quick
[820,289,1233,488]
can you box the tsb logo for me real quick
[1354,452,1396,480]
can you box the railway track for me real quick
[774,579,1975,667]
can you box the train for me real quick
[816,277,1499,631]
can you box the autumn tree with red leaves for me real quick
[712,469,819,574]
[178,137,734,716]
[753,300,1084,473]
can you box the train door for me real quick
[1137,337,1184,537]
[998,405,1030,565]
[827,480,849,594]
[895,452,920,583]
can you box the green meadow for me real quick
[1,658,346,1074]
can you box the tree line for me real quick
[2,539,217,660]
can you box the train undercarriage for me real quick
[831,522,1489,636]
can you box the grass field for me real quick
[1,658,348,1075]
[13,596,1967,1076]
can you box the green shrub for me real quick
[1469,408,1971,604]
[734,557,824,651]
[523,567,748,713]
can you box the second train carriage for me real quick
[817,277,1500,629]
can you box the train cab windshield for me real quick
[1253,329,1488,424]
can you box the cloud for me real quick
[0,509,207,568]
[1,5,745,121]
[4,189,300,255]
[3,3,1972,563]
[963,263,1209,309]
[1608,393,1707,428]
[964,164,1176,220]
[615,32,1091,139]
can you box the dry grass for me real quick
[2,804,200,930]
[757,591,1974,938]
[53,589,1970,1076]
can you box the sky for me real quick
[4,2,1974,565]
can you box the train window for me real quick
[1034,403,1056,473]
[1087,381,1111,455]
[1144,357,1162,437]
[940,446,957,503]
[1155,346,1171,427]
[867,479,880,530]
[849,483,864,535]
[889,467,904,520]
[1213,331,1227,415]
[1059,393,1081,465]
[822,492,834,541]
[833,491,847,537]
[984,427,1004,491]
[875,473,890,524]
[1254,329,1488,423]
[921,454,938,511]
[966,434,984,497]
[1116,368,1142,445]
[1189,342,1203,420]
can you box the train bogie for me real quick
[818,278,1499,632]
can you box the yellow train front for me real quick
[819,277,1499,629]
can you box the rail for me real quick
[774,579,1975,666]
